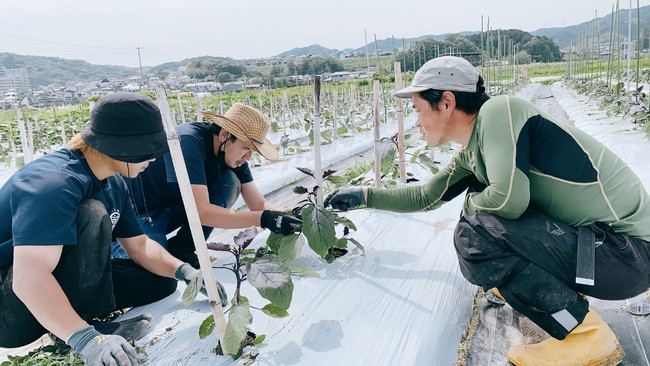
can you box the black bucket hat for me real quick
[81,92,169,163]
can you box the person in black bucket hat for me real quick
[0,92,227,366]
[111,102,302,266]
[81,92,169,163]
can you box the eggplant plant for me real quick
[183,226,319,359]
[293,167,364,263]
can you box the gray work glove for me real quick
[68,325,140,366]
[175,263,228,307]
[260,210,303,235]
[324,187,366,211]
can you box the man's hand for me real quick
[174,263,228,307]
[261,210,303,235]
[68,326,140,366]
[324,188,365,211]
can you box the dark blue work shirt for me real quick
[127,122,253,213]
[0,149,142,268]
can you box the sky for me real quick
[0,0,645,68]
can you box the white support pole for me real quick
[373,80,381,188]
[394,62,406,183]
[349,84,356,129]
[332,88,338,139]
[153,82,228,352]
[176,92,186,124]
[16,108,33,164]
[196,94,203,122]
[313,76,323,206]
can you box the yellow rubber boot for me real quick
[507,308,624,366]
[492,288,505,301]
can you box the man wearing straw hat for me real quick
[112,102,301,265]
[325,56,650,366]
[0,93,227,366]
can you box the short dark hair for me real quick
[209,123,237,142]
[419,75,490,114]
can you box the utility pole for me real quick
[136,45,145,80]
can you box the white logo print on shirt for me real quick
[109,209,120,230]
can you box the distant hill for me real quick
[532,5,650,48]
[0,53,141,87]
[148,55,237,73]
[275,44,339,58]
[344,32,479,54]
[276,32,480,58]
[5,5,648,88]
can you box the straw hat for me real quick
[202,103,279,161]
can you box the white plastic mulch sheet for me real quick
[126,198,474,365]
[120,113,477,365]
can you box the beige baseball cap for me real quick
[394,56,479,98]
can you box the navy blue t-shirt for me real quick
[0,149,142,268]
[128,122,254,213]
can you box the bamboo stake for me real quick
[627,0,632,89]
[27,117,33,158]
[332,88,338,139]
[195,94,203,122]
[152,82,228,351]
[6,121,17,162]
[176,93,186,124]
[269,94,275,125]
[372,80,381,188]
[596,10,601,84]
[16,108,33,164]
[282,91,288,137]
[616,0,621,87]
[220,100,224,115]
[312,76,323,206]
[349,84,356,129]
[636,0,640,92]
[394,62,406,183]
[608,4,615,89]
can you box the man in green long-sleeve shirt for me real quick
[325,56,650,366]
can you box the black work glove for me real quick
[68,326,140,366]
[324,187,365,211]
[93,313,152,342]
[261,210,303,235]
[175,263,228,307]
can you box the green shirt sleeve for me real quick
[366,152,475,212]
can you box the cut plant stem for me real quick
[394,62,407,183]
[312,76,323,206]
[373,80,381,188]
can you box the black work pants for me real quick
[454,209,650,340]
[0,199,176,348]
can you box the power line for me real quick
[0,33,133,50]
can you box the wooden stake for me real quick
[195,94,203,122]
[176,93,186,124]
[394,62,406,183]
[372,80,381,188]
[6,121,17,162]
[332,88,338,139]
[313,76,323,206]
[152,82,228,352]
[349,84,356,128]
[16,108,33,164]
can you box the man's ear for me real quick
[219,130,230,142]
[441,91,456,112]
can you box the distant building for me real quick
[0,66,30,98]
